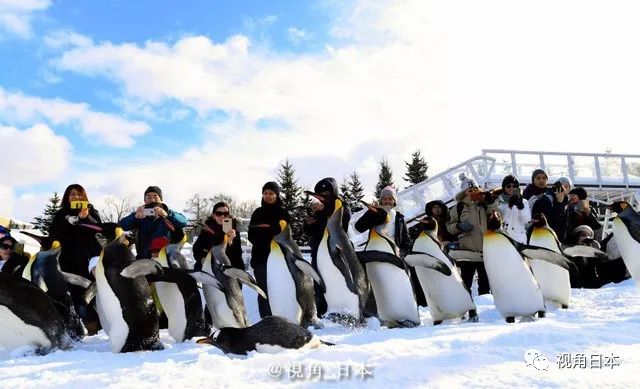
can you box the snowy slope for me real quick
[1,278,639,388]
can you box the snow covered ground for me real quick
[1,277,639,389]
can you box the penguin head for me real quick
[609,201,630,214]
[530,213,548,228]
[418,215,438,232]
[279,220,288,232]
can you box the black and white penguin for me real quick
[356,201,420,328]
[198,315,333,355]
[266,220,325,328]
[0,272,72,354]
[307,192,370,326]
[610,201,640,282]
[18,232,91,340]
[201,233,266,330]
[93,225,163,352]
[406,216,477,325]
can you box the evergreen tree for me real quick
[298,189,313,246]
[276,159,305,245]
[340,177,355,213]
[33,192,61,236]
[404,150,429,187]
[374,159,394,199]
[344,171,365,212]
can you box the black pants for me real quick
[252,265,272,318]
[458,262,490,295]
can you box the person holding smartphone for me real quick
[559,187,602,244]
[119,186,188,260]
[50,184,103,333]
[446,173,498,295]
[192,201,244,270]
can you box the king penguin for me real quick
[307,192,370,326]
[356,201,420,328]
[266,220,325,328]
[611,201,640,282]
[406,216,477,325]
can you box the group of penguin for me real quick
[1,195,639,357]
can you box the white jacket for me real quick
[497,195,531,244]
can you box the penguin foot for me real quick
[537,311,546,318]
[505,317,515,323]
[309,318,325,329]
[467,314,479,323]
[433,320,443,326]
[561,304,569,309]
[397,320,420,328]
[326,312,360,328]
[196,336,214,345]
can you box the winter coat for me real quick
[50,205,103,278]
[496,193,531,244]
[119,204,188,259]
[355,208,412,257]
[446,191,498,252]
[192,217,244,270]
[522,184,547,200]
[559,203,602,244]
[248,200,290,269]
[529,189,569,239]
[415,200,458,243]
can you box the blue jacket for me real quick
[119,205,188,259]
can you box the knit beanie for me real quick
[501,175,519,190]
[531,169,548,183]
[262,181,280,197]
[459,172,478,192]
[144,186,163,200]
[380,186,398,205]
[569,187,588,200]
[557,176,572,190]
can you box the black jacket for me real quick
[0,252,28,275]
[559,204,602,244]
[192,217,244,270]
[355,209,412,257]
[248,201,290,269]
[50,205,103,278]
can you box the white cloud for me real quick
[19,0,640,220]
[287,27,311,45]
[0,0,50,38]
[0,88,151,147]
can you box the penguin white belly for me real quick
[155,281,187,342]
[0,306,51,350]
[613,218,640,282]
[366,262,419,325]
[412,237,475,321]
[266,247,302,325]
[95,262,129,352]
[529,260,571,306]
[528,231,571,306]
[317,235,359,317]
[483,233,544,317]
[95,293,110,334]
[204,286,240,329]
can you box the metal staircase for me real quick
[349,149,640,245]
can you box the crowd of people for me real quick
[0,168,629,332]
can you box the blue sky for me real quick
[3,0,640,222]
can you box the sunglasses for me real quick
[505,184,518,188]
[214,211,230,217]
[0,243,14,250]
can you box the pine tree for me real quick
[404,150,429,187]
[344,171,365,212]
[33,192,61,236]
[276,159,305,245]
[298,189,313,246]
[340,177,355,213]
[374,159,394,199]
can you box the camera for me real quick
[470,191,485,202]
[143,208,156,217]
[70,200,89,210]
[222,218,233,233]
[447,242,460,250]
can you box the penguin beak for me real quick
[360,200,379,213]
[305,191,326,203]
[77,223,103,232]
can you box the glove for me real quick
[66,215,79,225]
[457,221,474,232]
[484,191,495,204]
[509,195,524,210]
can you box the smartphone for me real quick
[222,218,233,233]
[447,242,460,250]
[70,200,89,210]
[143,208,156,217]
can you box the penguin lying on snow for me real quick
[197,315,334,355]
[0,272,73,355]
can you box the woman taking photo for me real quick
[192,201,244,270]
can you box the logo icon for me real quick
[524,349,550,371]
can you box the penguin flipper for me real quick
[294,259,326,293]
[223,268,267,299]
[404,252,452,276]
[356,250,407,271]
[329,243,357,294]
[60,271,92,288]
[168,251,190,269]
[84,282,97,304]
[184,270,222,289]
[562,245,608,260]
[521,247,572,271]
[120,259,164,278]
